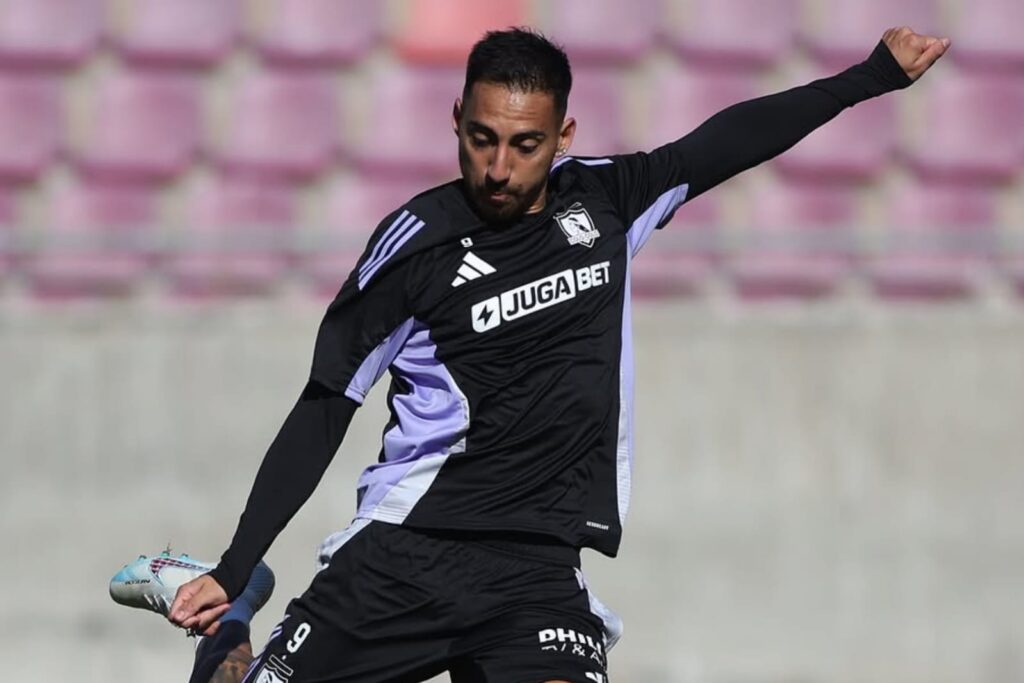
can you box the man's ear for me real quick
[557,116,577,156]
[453,98,463,137]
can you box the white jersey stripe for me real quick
[358,217,426,289]
[463,251,496,274]
[360,210,410,276]
[359,212,419,280]
[316,517,373,569]
[575,567,624,651]
[456,263,481,280]
[550,156,613,173]
[451,251,497,288]
[615,257,633,527]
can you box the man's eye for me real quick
[518,145,538,155]
[471,136,490,148]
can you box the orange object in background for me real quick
[393,0,527,65]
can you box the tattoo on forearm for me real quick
[210,644,253,683]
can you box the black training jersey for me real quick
[311,153,689,555]
[208,41,912,598]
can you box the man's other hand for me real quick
[169,573,231,635]
[883,27,951,81]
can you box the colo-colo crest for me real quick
[555,202,600,248]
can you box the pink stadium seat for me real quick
[663,0,798,67]
[641,67,757,151]
[903,73,1024,183]
[868,181,996,300]
[75,71,200,181]
[566,69,626,157]
[950,0,1024,70]
[352,67,463,176]
[213,70,339,179]
[168,175,296,296]
[0,0,102,67]
[730,179,857,299]
[801,0,940,67]
[112,0,239,66]
[252,0,380,65]
[773,84,894,181]
[0,75,61,182]
[631,192,722,297]
[393,0,527,64]
[540,0,657,64]
[27,180,155,297]
[302,173,437,296]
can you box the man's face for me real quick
[454,82,575,224]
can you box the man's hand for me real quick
[169,573,231,635]
[882,27,951,81]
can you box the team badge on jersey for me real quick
[555,203,600,248]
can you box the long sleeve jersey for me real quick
[209,41,912,599]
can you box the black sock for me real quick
[188,620,251,683]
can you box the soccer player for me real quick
[114,26,949,683]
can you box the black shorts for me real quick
[241,520,620,683]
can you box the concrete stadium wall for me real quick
[2,300,1023,683]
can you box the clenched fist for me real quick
[883,26,951,81]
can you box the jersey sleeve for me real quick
[205,208,425,598]
[309,209,425,403]
[206,387,357,600]
[584,40,912,256]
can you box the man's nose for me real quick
[486,146,511,185]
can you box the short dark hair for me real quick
[463,27,572,118]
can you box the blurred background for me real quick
[1,0,1022,681]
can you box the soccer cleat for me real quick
[110,549,276,625]
[109,549,215,616]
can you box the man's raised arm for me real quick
[673,27,950,201]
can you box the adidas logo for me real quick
[451,251,496,287]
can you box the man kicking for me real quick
[112,25,949,683]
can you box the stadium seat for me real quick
[251,0,380,65]
[730,179,858,299]
[565,69,626,157]
[392,0,527,64]
[75,71,201,181]
[773,82,894,181]
[868,180,996,300]
[903,72,1024,183]
[801,0,940,67]
[0,74,61,182]
[167,174,296,297]
[27,179,155,297]
[631,192,722,297]
[111,0,239,66]
[351,66,463,176]
[640,67,757,151]
[949,0,1024,70]
[302,173,438,296]
[538,0,657,64]
[0,0,103,67]
[213,69,339,179]
[662,0,798,67]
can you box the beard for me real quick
[465,179,546,226]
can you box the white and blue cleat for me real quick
[109,549,215,617]
[110,549,276,625]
